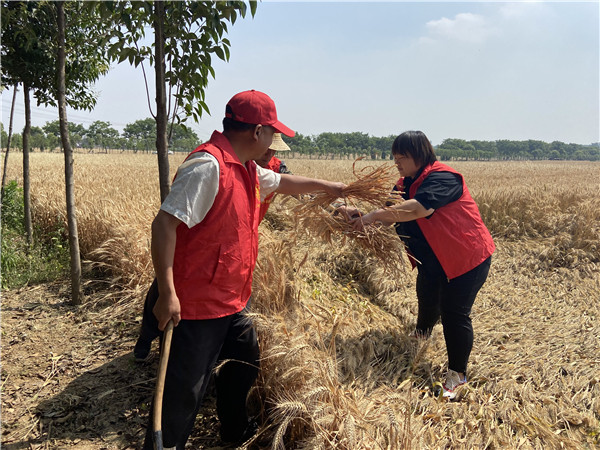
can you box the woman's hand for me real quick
[350,211,377,231]
[335,205,362,221]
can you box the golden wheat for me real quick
[3,153,599,448]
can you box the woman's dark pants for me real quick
[415,256,491,375]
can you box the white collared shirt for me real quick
[160,152,281,228]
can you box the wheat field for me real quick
[2,153,599,448]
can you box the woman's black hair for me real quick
[391,131,437,167]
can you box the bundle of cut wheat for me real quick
[303,158,401,210]
[292,159,405,272]
[294,204,403,270]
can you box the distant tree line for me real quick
[2,122,598,161]
[435,138,599,161]
[285,132,396,160]
[285,133,599,161]
[0,118,199,153]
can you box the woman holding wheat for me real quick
[341,130,495,399]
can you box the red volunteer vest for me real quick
[172,131,261,319]
[257,157,282,223]
[405,161,495,279]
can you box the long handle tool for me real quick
[153,319,174,450]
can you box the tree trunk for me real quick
[22,83,33,248]
[57,1,83,305]
[1,84,18,207]
[154,0,170,202]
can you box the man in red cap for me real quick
[143,90,345,449]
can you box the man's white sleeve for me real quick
[257,165,281,202]
[160,153,219,228]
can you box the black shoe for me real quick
[133,338,151,362]
[220,420,258,447]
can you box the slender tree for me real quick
[22,83,32,247]
[2,1,110,304]
[1,1,44,249]
[154,0,170,200]
[56,1,83,303]
[1,85,18,208]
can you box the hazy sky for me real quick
[1,1,599,145]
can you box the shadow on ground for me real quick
[3,353,154,449]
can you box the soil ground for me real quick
[1,280,229,450]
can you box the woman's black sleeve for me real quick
[413,172,463,210]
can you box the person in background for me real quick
[255,132,292,222]
[255,132,291,173]
[141,89,346,449]
[339,130,494,400]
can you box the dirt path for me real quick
[1,281,221,449]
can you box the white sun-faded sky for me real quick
[1,1,598,145]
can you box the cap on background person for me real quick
[269,133,290,152]
[225,90,295,137]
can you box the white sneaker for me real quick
[442,369,467,399]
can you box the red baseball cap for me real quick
[225,90,295,137]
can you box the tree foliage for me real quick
[99,1,257,124]
[95,0,256,201]
[436,138,599,161]
[1,1,110,110]
[2,118,199,153]
[122,118,199,152]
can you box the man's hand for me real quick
[324,181,346,199]
[153,291,181,331]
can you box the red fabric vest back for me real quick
[172,132,261,319]
[407,161,495,279]
[257,157,282,223]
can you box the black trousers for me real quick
[415,256,491,375]
[140,282,260,449]
[136,279,161,348]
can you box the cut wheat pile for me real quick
[291,159,406,273]
[2,154,599,449]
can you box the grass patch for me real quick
[1,180,70,289]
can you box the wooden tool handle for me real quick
[153,319,174,450]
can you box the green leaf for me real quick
[118,49,129,64]
[200,100,210,115]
